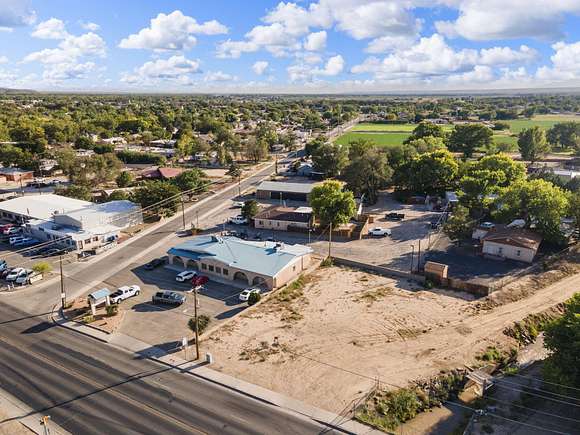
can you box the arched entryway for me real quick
[186,259,198,270]
[172,256,185,268]
[252,276,266,287]
[233,271,249,285]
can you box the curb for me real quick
[49,308,376,435]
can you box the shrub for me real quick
[81,314,94,323]
[32,261,52,275]
[248,291,261,306]
[106,304,119,317]
[188,314,210,334]
[320,257,333,267]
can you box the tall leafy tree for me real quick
[494,179,570,244]
[312,142,348,178]
[448,124,493,158]
[547,122,580,150]
[342,139,393,204]
[132,181,181,218]
[394,149,459,195]
[404,121,446,144]
[309,180,356,227]
[518,126,550,163]
[172,168,208,193]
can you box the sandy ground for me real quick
[204,264,580,415]
[0,411,32,435]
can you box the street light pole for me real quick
[181,196,186,230]
[193,286,200,360]
[59,254,66,310]
[409,245,415,273]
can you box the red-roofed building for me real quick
[482,228,542,263]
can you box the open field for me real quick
[203,262,580,415]
[335,131,411,147]
[350,123,451,132]
[505,114,580,133]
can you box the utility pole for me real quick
[180,196,186,230]
[193,286,200,360]
[275,153,278,175]
[328,222,332,259]
[40,415,51,435]
[417,239,421,272]
[59,254,66,309]
[196,210,199,229]
[238,175,241,197]
[409,245,415,273]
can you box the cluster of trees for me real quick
[518,122,580,162]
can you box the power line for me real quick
[446,401,569,435]
[507,372,580,393]
[495,378,580,404]
[484,396,580,424]
[493,383,580,408]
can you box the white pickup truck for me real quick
[109,285,141,304]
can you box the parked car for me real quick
[5,226,22,236]
[144,257,165,270]
[152,291,186,305]
[0,223,15,233]
[480,222,495,229]
[176,270,197,282]
[1,267,14,279]
[231,201,244,208]
[6,267,26,282]
[0,260,7,272]
[15,269,35,285]
[239,287,261,302]
[12,237,38,247]
[110,285,141,304]
[192,275,209,287]
[385,212,405,221]
[26,181,47,188]
[368,227,392,237]
[229,215,248,225]
[9,235,26,245]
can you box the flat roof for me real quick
[254,206,312,223]
[0,194,93,221]
[58,200,139,228]
[257,180,318,194]
[168,235,312,277]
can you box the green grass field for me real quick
[336,115,579,150]
[335,132,411,148]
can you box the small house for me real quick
[481,229,542,263]
[254,206,313,231]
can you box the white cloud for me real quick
[447,65,495,84]
[352,34,539,82]
[0,0,36,28]
[252,60,269,75]
[435,0,580,41]
[0,56,7,64]
[288,54,344,82]
[42,62,96,81]
[80,21,100,32]
[31,18,69,39]
[365,35,417,53]
[121,55,202,86]
[119,10,227,51]
[216,40,259,59]
[204,71,237,82]
[536,41,580,81]
[304,31,327,51]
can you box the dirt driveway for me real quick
[203,264,580,414]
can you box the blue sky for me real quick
[1,0,580,92]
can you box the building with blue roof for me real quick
[167,235,313,289]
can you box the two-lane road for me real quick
[0,302,340,434]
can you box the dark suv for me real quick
[144,257,165,270]
[152,291,186,305]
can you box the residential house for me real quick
[481,228,542,263]
[141,167,184,180]
[0,167,34,182]
[256,180,320,202]
[254,206,313,231]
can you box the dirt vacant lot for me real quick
[204,264,580,415]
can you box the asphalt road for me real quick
[0,302,339,434]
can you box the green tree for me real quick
[132,181,181,218]
[394,150,459,195]
[55,185,93,201]
[245,137,269,162]
[543,293,580,387]
[312,142,348,178]
[405,136,446,153]
[305,136,326,157]
[518,126,550,163]
[547,122,580,150]
[404,121,446,144]
[116,171,134,188]
[309,180,356,227]
[107,190,130,201]
[226,163,242,180]
[494,179,570,244]
[241,200,259,219]
[568,192,580,235]
[247,291,261,306]
[342,139,393,204]
[172,169,208,193]
[443,205,473,243]
[74,136,95,149]
[448,124,493,158]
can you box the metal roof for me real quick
[257,181,318,194]
[0,194,92,221]
[89,288,111,300]
[168,235,312,277]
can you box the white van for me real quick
[9,235,25,245]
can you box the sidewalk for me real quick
[51,308,379,435]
